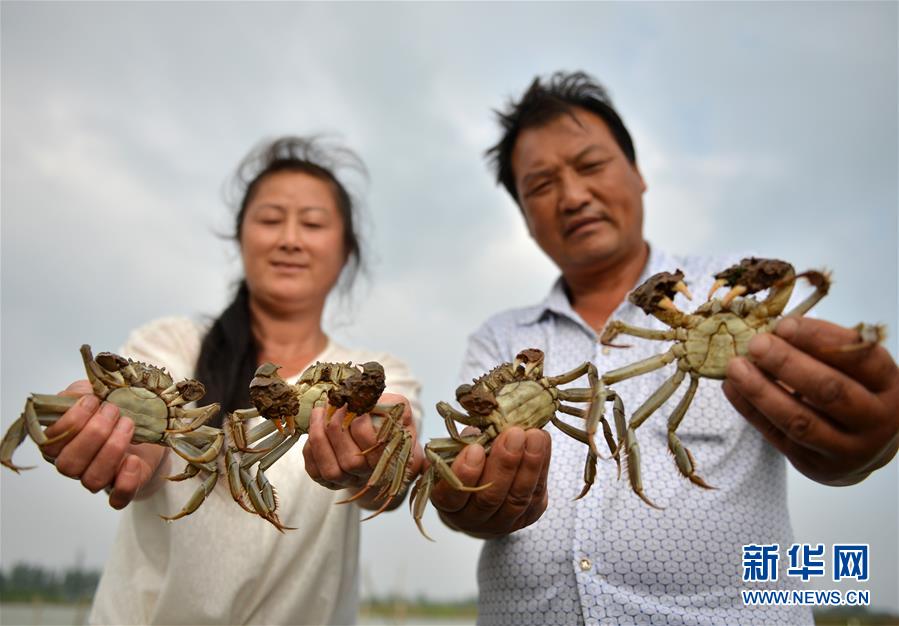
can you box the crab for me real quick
[409,348,624,540]
[598,257,834,507]
[225,359,411,530]
[0,345,224,520]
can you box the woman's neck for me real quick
[249,298,329,379]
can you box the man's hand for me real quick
[40,380,166,509]
[430,427,551,539]
[302,392,423,511]
[723,316,899,486]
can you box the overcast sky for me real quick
[2,0,897,612]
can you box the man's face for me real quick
[511,108,647,275]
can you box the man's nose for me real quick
[558,172,591,213]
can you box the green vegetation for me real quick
[359,594,477,620]
[0,562,100,604]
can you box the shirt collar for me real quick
[517,243,677,334]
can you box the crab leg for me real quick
[558,403,618,464]
[252,435,301,472]
[554,363,605,457]
[780,270,831,318]
[159,470,218,522]
[166,404,220,434]
[0,415,33,472]
[169,435,223,465]
[166,462,201,482]
[550,416,598,499]
[338,428,412,509]
[665,375,712,489]
[601,346,681,385]
[23,396,74,448]
[425,445,491,493]
[436,401,488,429]
[600,320,680,348]
[360,404,406,454]
[435,403,470,441]
[617,368,687,509]
[411,469,438,541]
[225,448,257,514]
[545,362,592,387]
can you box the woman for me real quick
[38,136,423,625]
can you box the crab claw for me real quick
[656,296,679,313]
[341,411,358,430]
[674,281,693,301]
[721,285,748,307]
[326,404,338,422]
[707,278,728,301]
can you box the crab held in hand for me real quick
[598,257,847,507]
[226,360,412,530]
[0,345,224,520]
[410,348,623,540]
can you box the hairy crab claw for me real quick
[707,257,795,306]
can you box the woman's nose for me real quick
[278,219,303,251]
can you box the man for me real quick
[430,71,899,625]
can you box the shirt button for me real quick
[601,347,611,356]
[579,558,592,572]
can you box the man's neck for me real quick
[565,242,650,332]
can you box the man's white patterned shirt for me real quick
[460,247,813,626]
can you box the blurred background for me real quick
[2,1,896,623]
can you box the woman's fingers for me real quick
[79,417,135,492]
[53,402,121,479]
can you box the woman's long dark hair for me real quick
[195,137,366,421]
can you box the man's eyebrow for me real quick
[572,145,611,161]
[521,166,556,188]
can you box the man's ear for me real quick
[634,163,648,194]
[519,203,537,239]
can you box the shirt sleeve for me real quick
[459,318,507,387]
[379,353,423,430]
[118,316,204,381]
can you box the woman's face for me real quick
[240,170,347,312]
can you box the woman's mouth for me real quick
[270,260,309,271]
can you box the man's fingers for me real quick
[725,358,854,456]
[775,317,897,393]
[745,332,880,426]
[430,444,486,514]
[488,429,548,528]
[459,428,525,524]
[722,379,793,456]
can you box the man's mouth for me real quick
[564,215,609,238]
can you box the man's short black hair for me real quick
[485,70,637,204]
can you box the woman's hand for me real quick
[303,392,424,511]
[39,380,167,509]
